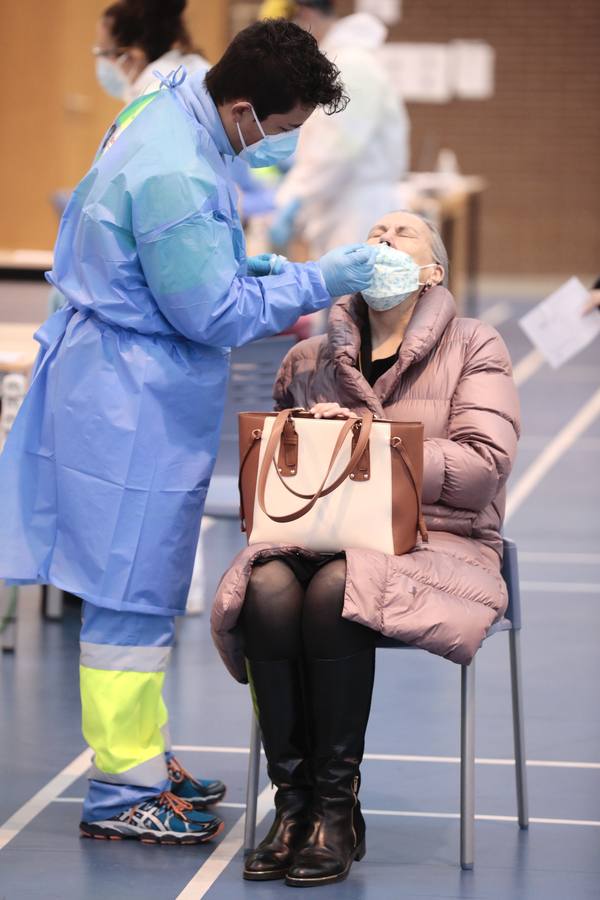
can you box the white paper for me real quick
[356,0,401,25]
[519,277,600,369]
[378,43,451,103]
[449,40,495,100]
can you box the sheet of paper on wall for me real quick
[449,40,495,100]
[356,0,401,25]
[518,277,600,369]
[378,43,451,103]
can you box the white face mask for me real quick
[362,244,437,311]
[236,105,300,168]
[95,55,129,100]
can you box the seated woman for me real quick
[211,210,520,888]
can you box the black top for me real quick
[359,322,400,387]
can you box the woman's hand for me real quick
[310,402,357,419]
[582,289,600,315]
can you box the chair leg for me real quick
[460,659,476,870]
[509,630,529,828]
[1,585,18,653]
[244,711,262,855]
[43,585,64,620]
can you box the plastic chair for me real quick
[187,335,296,612]
[242,537,529,869]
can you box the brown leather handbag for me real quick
[237,408,428,555]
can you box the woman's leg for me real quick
[241,560,312,881]
[301,558,376,658]
[241,559,304,661]
[287,559,377,887]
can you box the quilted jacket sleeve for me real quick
[422,322,520,511]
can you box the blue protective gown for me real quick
[0,70,330,616]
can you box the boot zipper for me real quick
[351,775,359,849]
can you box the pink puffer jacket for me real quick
[211,288,520,680]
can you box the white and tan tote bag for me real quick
[238,409,428,555]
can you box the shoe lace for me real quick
[167,755,194,785]
[126,790,194,823]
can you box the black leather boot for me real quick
[243,658,312,881]
[285,648,375,888]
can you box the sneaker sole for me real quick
[188,788,227,810]
[80,819,224,845]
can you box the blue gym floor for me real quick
[1,293,599,900]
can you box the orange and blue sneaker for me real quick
[80,791,223,844]
[167,756,227,809]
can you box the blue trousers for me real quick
[80,603,176,821]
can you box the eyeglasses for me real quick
[91,46,125,59]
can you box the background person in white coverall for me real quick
[270,0,410,258]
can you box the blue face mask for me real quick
[237,105,300,168]
[95,56,129,100]
[362,245,437,311]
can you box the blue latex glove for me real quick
[317,244,377,298]
[269,198,302,250]
[246,253,288,276]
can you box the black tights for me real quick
[241,558,376,661]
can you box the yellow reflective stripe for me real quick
[80,666,166,776]
[80,641,171,672]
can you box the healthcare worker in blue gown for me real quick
[0,18,376,844]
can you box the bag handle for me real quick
[391,436,429,542]
[257,410,372,524]
[271,412,373,501]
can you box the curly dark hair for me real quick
[205,19,348,120]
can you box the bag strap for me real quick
[257,410,372,524]
[391,436,429,542]
[238,427,263,532]
[272,412,373,501]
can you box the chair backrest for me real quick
[501,537,522,630]
[212,335,296,477]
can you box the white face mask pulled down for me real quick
[95,54,130,100]
[362,244,438,311]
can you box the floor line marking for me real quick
[520,581,600,594]
[48,796,600,828]
[519,552,600,564]
[362,809,600,827]
[173,744,254,755]
[513,348,544,386]
[0,748,92,852]
[175,784,274,900]
[505,385,600,523]
[172,746,600,769]
[519,436,600,451]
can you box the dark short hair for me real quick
[205,19,348,120]
[103,0,196,62]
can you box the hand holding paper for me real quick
[519,277,600,369]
